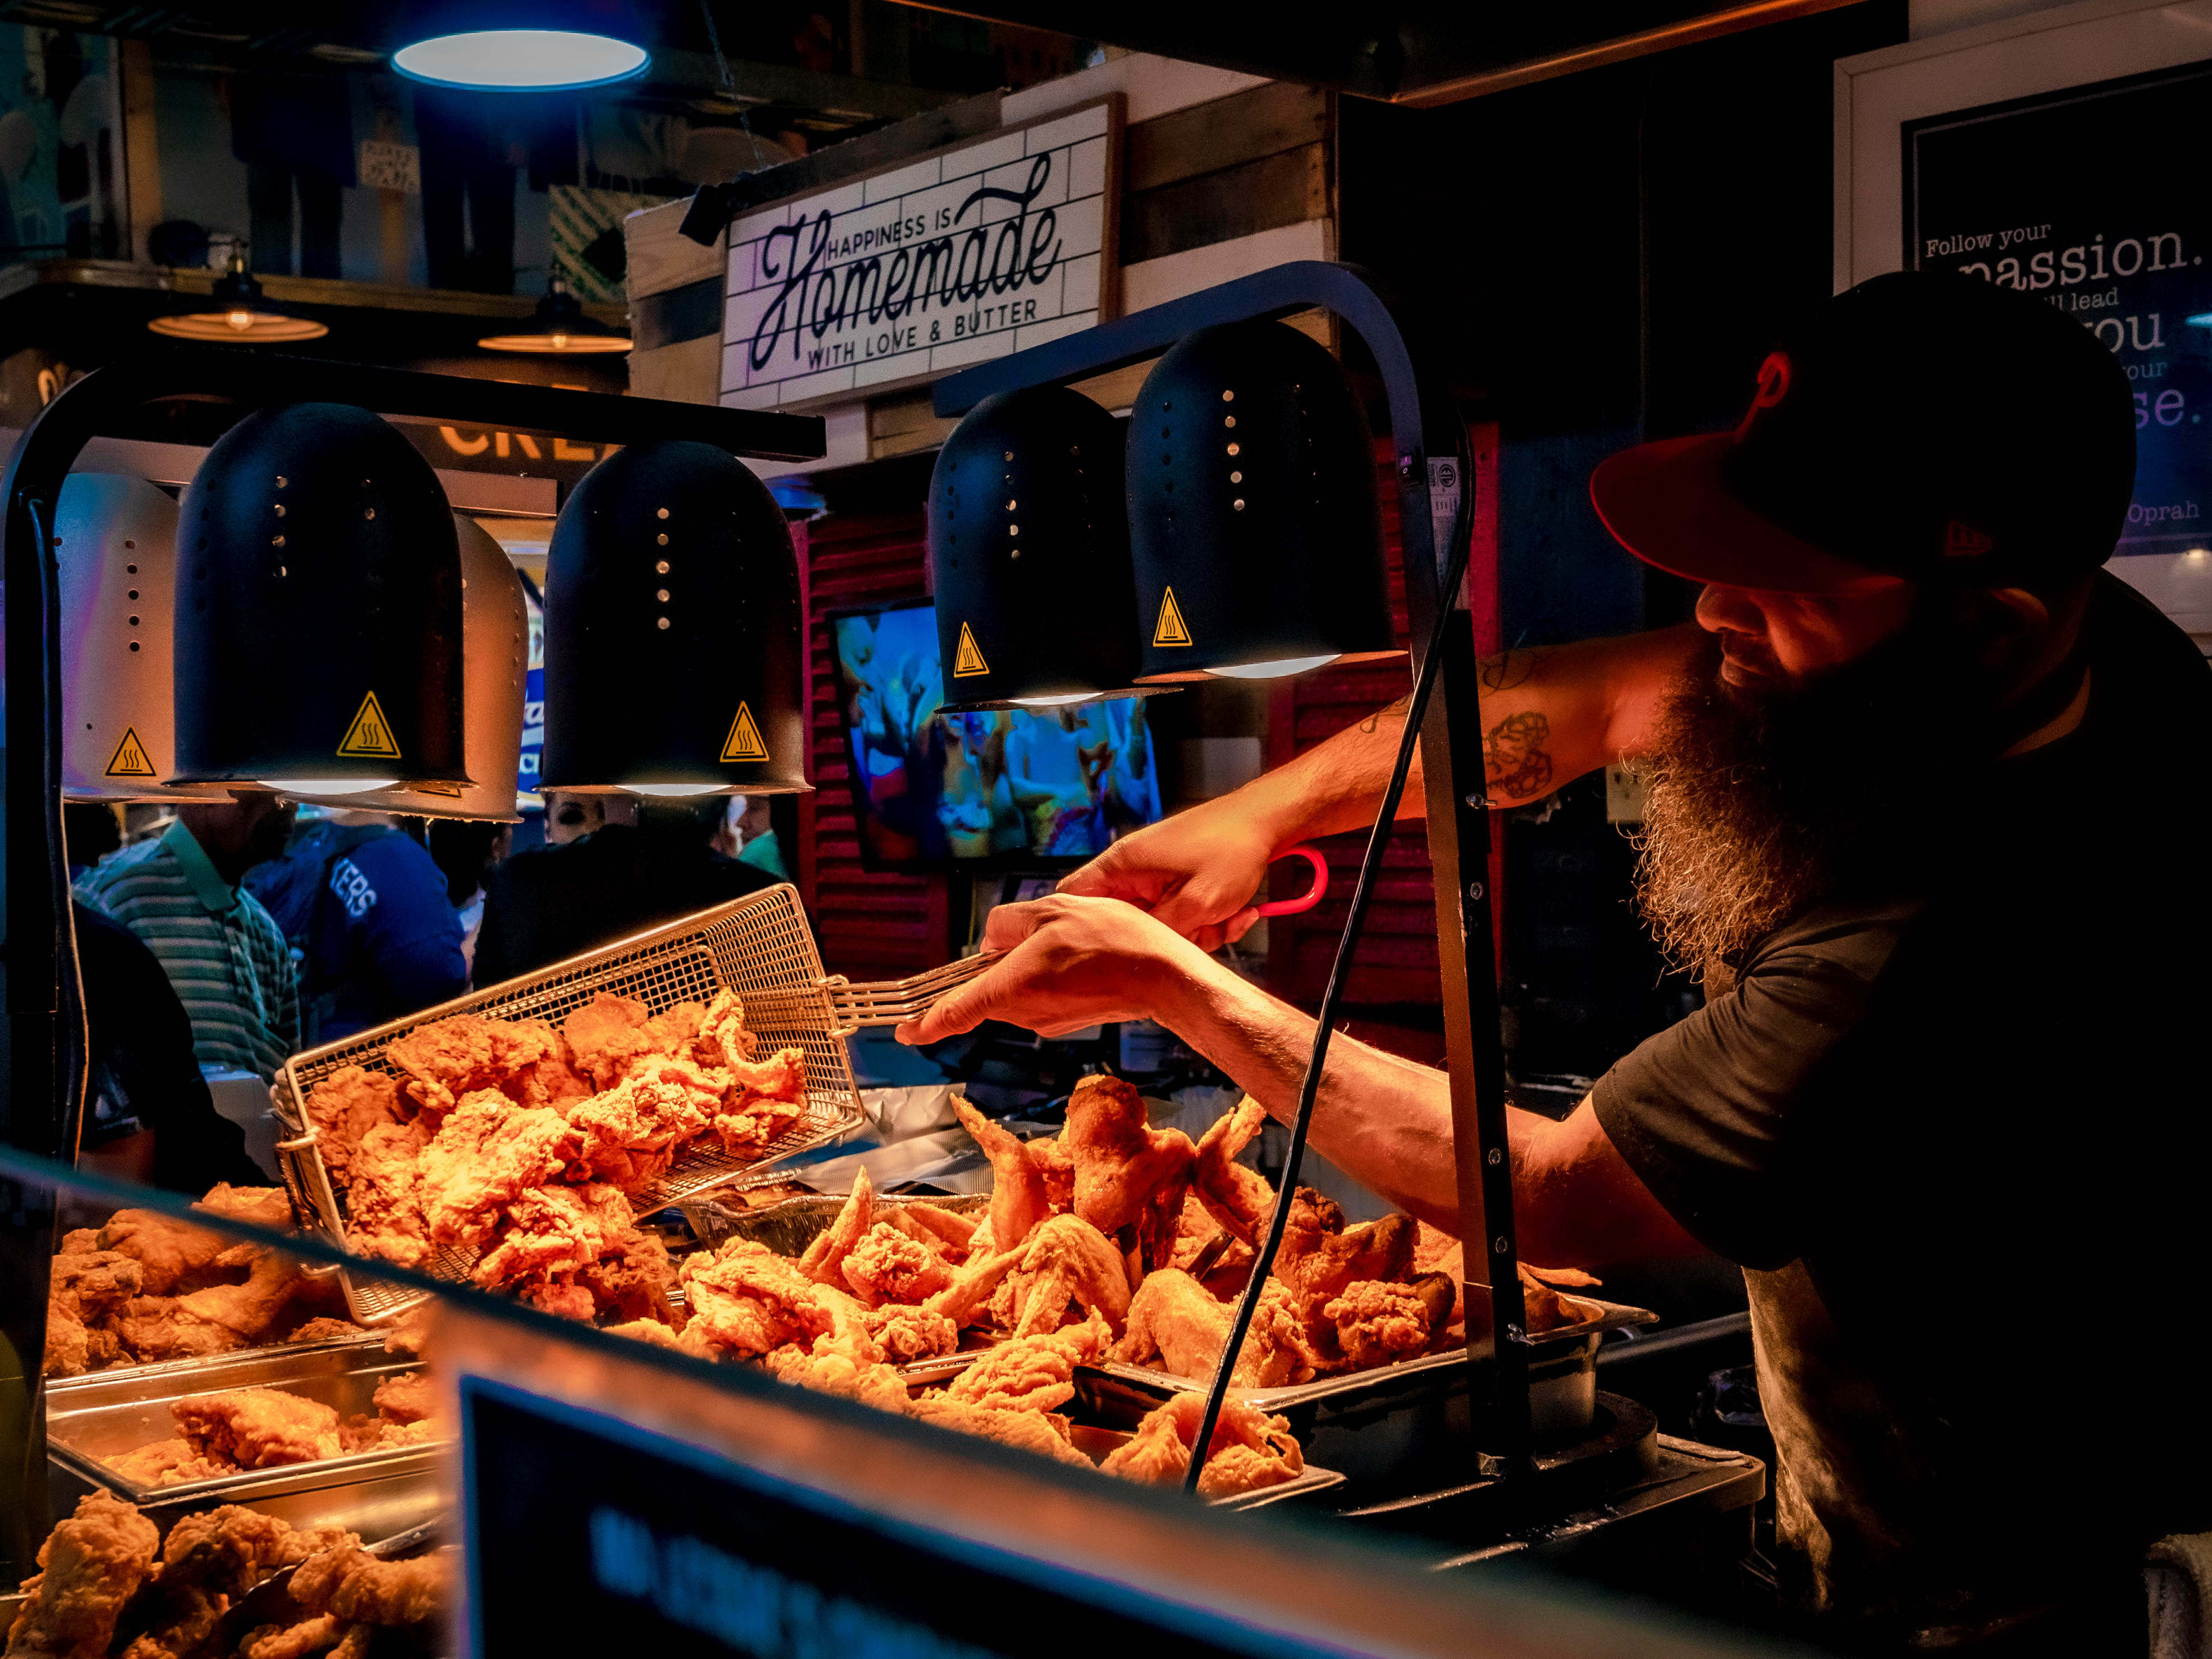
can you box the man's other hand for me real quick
[1054,805,1277,950]
[893,895,1211,1044]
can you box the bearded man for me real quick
[897,270,2212,1654]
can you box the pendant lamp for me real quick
[172,402,469,794]
[478,274,631,355]
[147,255,328,343]
[56,473,233,804]
[929,384,1160,713]
[1127,320,1399,683]
[391,1,649,90]
[282,516,527,820]
[539,440,806,797]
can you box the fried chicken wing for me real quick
[470,1181,631,1289]
[1060,1075,1195,1270]
[415,1092,578,1251]
[678,1240,835,1359]
[921,1245,1025,1329]
[282,1318,367,1345]
[796,1167,874,1286]
[1279,1210,1417,1309]
[842,1222,956,1307]
[1099,1392,1304,1497]
[893,1202,978,1256]
[1192,1097,1275,1247]
[340,1121,431,1268]
[173,1389,344,1469]
[302,1069,405,1184]
[172,1244,311,1344]
[1112,1269,1316,1388]
[954,1098,1051,1251]
[6,1491,158,1659]
[1009,1213,1131,1336]
[1520,1262,1603,1333]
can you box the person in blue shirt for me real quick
[246,810,468,1045]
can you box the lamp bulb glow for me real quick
[262,778,398,795]
[549,331,571,350]
[1209,654,1341,680]
[392,30,649,92]
[226,309,255,331]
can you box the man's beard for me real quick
[1632,613,1994,987]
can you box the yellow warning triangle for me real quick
[105,726,157,778]
[952,620,990,677]
[1153,585,1193,648]
[721,702,770,763]
[336,691,402,759]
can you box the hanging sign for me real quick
[721,98,1122,412]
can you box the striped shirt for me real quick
[75,822,300,1082]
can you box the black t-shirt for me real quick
[1594,574,2212,1645]
[471,824,782,988]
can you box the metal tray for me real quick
[44,1335,446,1541]
[272,887,870,1322]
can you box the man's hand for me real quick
[1054,802,1281,950]
[893,895,1214,1044]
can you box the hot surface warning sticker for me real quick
[952,621,990,678]
[338,691,402,758]
[721,703,769,763]
[105,727,157,778]
[1152,588,1192,649]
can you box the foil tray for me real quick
[44,1335,445,1541]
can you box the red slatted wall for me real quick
[1266,427,1502,1014]
[792,510,950,982]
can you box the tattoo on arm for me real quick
[1357,694,1414,734]
[1484,711,1554,798]
[1480,650,1540,693]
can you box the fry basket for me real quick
[272,885,993,1323]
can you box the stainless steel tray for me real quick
[272,887,871,1323]
[45,1335,446,1540]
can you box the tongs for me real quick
[213,1518,442,1651]
[743,952,1005,1031]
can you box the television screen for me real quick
[830,600,1164,867]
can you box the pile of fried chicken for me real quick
[46,1188,363,1380]
[305,987,806,1319]
[5,1494,444,1659]
[104,1372,441,1490]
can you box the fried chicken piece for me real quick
[338,1416,442,1454]
[1008,1213,1131,1336]
[605,1317,691,1353]
[196,1185,297,1232]
[559,994,660,1091]
[1323,1275,1456,1370]
[371,1371,435,1425]
[471,1182,631,1289]
[116,1505,344,1659]
[515,1280,596,1320]
[1279,1210,1417,1309]
[566,1228,677,1325]
[921,1245,1025,1329]
[104,1438,233,1488]
[341,1120,430,1268]
[302,1069,404,1184]
[1192,1097,1275,1247]
[171,1244,311,1345]
[173,1389,344,1469]
[797,1167,874,1286]
[694,988,756,1067]
[384,1013,559,1116]
[94,1210,232,1297]
[1112,1269,1316,1388]
[44,1251,143,1378]
[712,1048,808,1158]
[1520,1262,1603,1333]
[678,1240,835,1360]
[415,1092,578,1251]
[953,1098,1051,1252]
[6,1491,158,1659]
[905,1394,1093,1467]
[283,1318,367,1345]
[379,1306,436,1358]
[1411,1221,1466,1334]
[944,1312,1108,1415]
[237,1616,351,1659]
[862,1303,959,1363]
[1060,1075,1196,1270]
[562,1059,724,1188]
[107,1298,247,1368]
[765,1342,910,1411]
[1100,1392,1304,1497]
[842,1222,956,1308]
[288,1546,445,1626]
[894,1202,978,1256]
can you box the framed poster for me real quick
[721,97,1122,412]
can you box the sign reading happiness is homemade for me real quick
[721,99,1120,410]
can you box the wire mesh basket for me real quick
[273,884,877,1322]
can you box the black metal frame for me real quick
[934,260,1533,1468]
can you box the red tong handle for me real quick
[1253,845,1330,916]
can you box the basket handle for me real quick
[828,952,1005,1028]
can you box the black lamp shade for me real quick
[173,402,467,786]
[927,385,1142,711]
[1128,320,1398,682]
[540,440,806,796]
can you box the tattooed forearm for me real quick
[1484,710,1554,798]
[1358,693,1414,734]
[1480,649,1540,693]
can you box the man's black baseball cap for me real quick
[1590,269,2136,594]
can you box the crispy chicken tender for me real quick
[862,1303,959,1362]
[796,1168,873,1286]
[116,1505,347,1659]
[678,1239,835,1360]
[842,1222,956,1307]
[173,1389,345,1469]
[415,1092,577,1251]
[1192,1097,1275,1247]
[341,1120,431,1268]
[1009,1213,1131,1336]
[954,1098,1051,1252]
[6,1491,158,1659]
[302,1069,404,1184]
[562,1059,722,1188]
[470,1182,631,1289]
[384,1013,560,1116]
[1112,1269,1316,1388]
[1100,1392,1304,1497]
